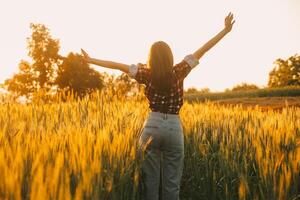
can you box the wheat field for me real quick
[0,91,299,200]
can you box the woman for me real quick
[82,12,235,200]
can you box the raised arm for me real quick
[193,12,235,60]
[81,49,130,73]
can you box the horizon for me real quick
[0,0,300,92]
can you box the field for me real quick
[0,91,299,200]
[212,97,299,111]
[184,86,300,102]
[184,86,300,111]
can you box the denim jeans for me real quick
[138,111,184,200]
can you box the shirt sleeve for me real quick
[128,64,150,85]
[173,54,199,81]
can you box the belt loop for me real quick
[163,113,167,120]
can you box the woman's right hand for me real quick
[224,12,235,33]
[81,48,92,63]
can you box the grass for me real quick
[0,90,299,199]
[184,86,300,102]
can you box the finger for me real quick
[83,50,89,57]
[81,49,86,55]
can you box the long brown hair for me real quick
[147,41,175,93]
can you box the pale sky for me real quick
[0,0,299,92]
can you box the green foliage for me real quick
[114,73,139,96]
[184,86,300,102]
[231,83,259,92]
[185,87,210,95]
[185,87,198,94]
[55,53,104,98]
[98,72,141,97]
[3,23,61,101]
[2,60,37,100]
[3,23,113,102]
[268,54,300,87]
[27,23,61,90]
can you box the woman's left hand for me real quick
[137,63,146,68]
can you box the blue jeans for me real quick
[138,111,184,200]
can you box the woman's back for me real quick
[128,54,199,114]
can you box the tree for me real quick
[3,23,61,101]
[27,23,61,90]
[268,54,300,87]
[99,72,140,96]
[101,72,116,92]
[185,87,198,94]
[184,87,210,94]
[55,53,104,98]
[199,87,210,93]
[114,73,139,96]
[231,82,259,91]
[2,60,37,100]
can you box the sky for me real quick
[0,0,299,92]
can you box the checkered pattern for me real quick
[128,54,199,114]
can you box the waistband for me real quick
[148,111,179,120]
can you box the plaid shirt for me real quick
[128,54,199,114]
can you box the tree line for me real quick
[1,23,299,102]
[0,24,141,103]
[185,56,300,94]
